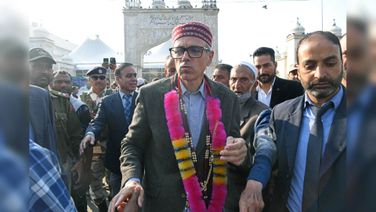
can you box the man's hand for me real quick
[239,180,264,212]
[109,180,144,212]
[79,134,95,155]
[220,136,247,166]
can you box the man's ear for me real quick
[206,50,214,66]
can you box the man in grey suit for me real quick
[109,22,248,212]
[228,62,268,211]
[241,31,346,212]
[229,62,269,143]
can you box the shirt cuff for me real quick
[127,178,141,183]
[247,155,272,188]
[85,132,95,137]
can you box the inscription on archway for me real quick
[149,14,194,27]
[123,8,219,76]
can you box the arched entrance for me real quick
[123,6,219,77]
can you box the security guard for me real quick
[49,88,83,188]
[80,66,112,211]
[50,70,92,212]
[29,47,83,207]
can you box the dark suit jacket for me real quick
[266,91,346,212]
[255,77,304,108]
[0,81,28,156]
[348,86,376,211]
[87,91,137,174]
[29,85,58,157]
[240,97,269,144]
[120,76,244,212]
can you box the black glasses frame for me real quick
[169,46,211,59]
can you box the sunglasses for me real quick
[90,75,106,80]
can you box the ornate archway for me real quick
[123,3,219,76]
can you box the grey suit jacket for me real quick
[265,90,346,212]
[120,76,243,211]
[224,96,269,211]
[240,96,269,145]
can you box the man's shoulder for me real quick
[273,95,303,115]
[138,77,172,95]
[252,98,269,111]
[104,89,114,96]
[29,85,48,96]
[102,92,120,102]
[208,79,237,99]
[243,97,269,116]
[276,77,302,88]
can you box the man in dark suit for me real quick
[109,22,248,212]
[253,47,304,108]
[81,63,138,198]
[241,31,346,212]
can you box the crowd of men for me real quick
[2,14,376,212]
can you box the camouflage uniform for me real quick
[80,88,113,208]
[49,89,83,190]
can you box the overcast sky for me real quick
[26,0,346,64]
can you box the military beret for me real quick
[86,66,107,76]
[29,48,56,64]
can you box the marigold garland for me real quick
[164,89,227,212]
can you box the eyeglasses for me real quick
[169,46,211,59]
[124,73,137,78]
[90,75,106,81]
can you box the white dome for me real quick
[330,19,342,37]
[291,18,305,35]
[152,0,166,9]
[177,0,192,8]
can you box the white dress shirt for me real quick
[256,77,276,107]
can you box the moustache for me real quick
[258,73,270,78]
[307,78,336,89]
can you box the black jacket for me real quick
[255,77,304,108]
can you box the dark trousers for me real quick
[71,187,88,212]
[109,172,121,199]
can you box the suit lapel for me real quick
[270,77,281,107]
[130,92,138,122]
[285,97,304,173]
[240,98,253,127]
[319,94,347,178]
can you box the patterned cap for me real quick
[172,22,213,47]
[86,66,107,76]
[29,48,56,64]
